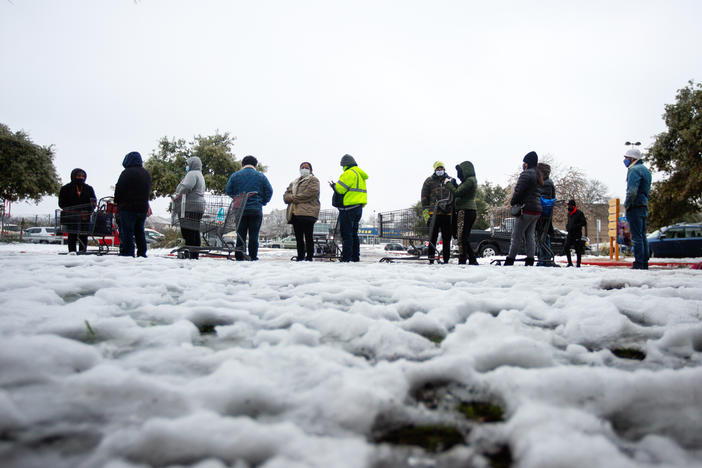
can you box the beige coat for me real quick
[284,175,320,221]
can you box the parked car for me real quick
[24,226,64,244]
[648,223,702,258]
[268,236,297,249]
[384,243,405,251]
[99,228,165,246]
[469,227,590,258]
[1,224,22,239]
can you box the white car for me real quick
[24,226,64,244]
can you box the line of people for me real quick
[59,146,650,267]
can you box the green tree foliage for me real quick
[0,123,61,203]
[648,81,702,229]
[475,182,508,229]
[145,131,258,198]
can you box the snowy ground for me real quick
[1,243,701,468]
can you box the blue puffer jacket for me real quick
[225,167,273,215]
[624,161,651,210]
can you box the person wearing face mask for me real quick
[563,199,587,267]
[173,156,206,259]
[421,161,456,264]
[114,151,152,258]
[58,168,97,254]
[623,148,651,269]
[284,162,320,261]
[504,151,543,266]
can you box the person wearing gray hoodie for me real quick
[174,156,207,259]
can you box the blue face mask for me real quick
[185,166,190,172]
[623,159,631,168]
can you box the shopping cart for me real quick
[378,196,452,263]
[170,192,255,260]
[289,209,342,261]
[55,197,119,255]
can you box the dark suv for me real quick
[647,223,702,258]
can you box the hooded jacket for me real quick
[58,168,97,210]
[510,167,542,214]
[174,156,206,213]
[334,165,368,209]
[114,152,152,213]
[284,173,320,220]
[225,166,273,215]
[447,161,477,211]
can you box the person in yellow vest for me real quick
[330,154,368,262]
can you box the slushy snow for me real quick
[1,243,701,468]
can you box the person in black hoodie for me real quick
[504,151,543,266]
[114,151,152,258]
[564,199,587,267]
[58,168,97,253]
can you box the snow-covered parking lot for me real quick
[1,243,701,468]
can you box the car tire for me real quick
[478,243,499,257]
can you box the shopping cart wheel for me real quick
[177,249,190,260]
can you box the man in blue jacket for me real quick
[225,155,273,260]
[623,148,652,269]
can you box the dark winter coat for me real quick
[114,152,152,213]
[447,161,477,211]
[58,168,97,210]
[539,178,556,199]
[510,167,542,214]
[421,173,454,214]
[225,166,273,215]
[566,208,587,239]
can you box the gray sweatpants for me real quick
[508,213,540,259]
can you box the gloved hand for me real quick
[443,177,456,185]
[422,209,430,223]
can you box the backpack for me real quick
[540,197,556,216]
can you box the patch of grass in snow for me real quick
[485,445,513,468]
[372,424,464,453]
[611,348,646,360]
[457,401,504,423]
[599,280,630,290]
[60,289,98,303]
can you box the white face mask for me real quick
[435,169,445,177]
[300,168,311,177]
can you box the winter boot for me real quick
[524,257,534,266]
[458,255,467,265]
[503,257,515,266]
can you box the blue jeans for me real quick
[236,213,262,260]
[119,211,147,257]
[339,206,362,262]
[627,206,649,269]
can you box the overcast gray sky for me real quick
[3,0,701,218]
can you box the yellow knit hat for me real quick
[433,161,445,170]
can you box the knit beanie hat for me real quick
[242,155,258,167]
[300,161,313,173]
[433,161,445,170]
[340,154,356,167]
[624,148,642,160]
[70,168,87,183]
[523,151,538,168]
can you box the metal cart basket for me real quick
[171,192,255,260]
[55,197,118,255]
[377,196,452,263]
[292,209,342,261]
